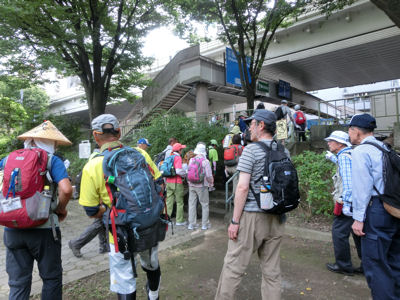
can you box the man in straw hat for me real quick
[1,120,73,300]
[324,131,362,276]
[79,114,163,300]
[348,114,400,299]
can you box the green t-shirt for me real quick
[208,147,218,165]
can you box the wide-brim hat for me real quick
[18,120,72,146]
[194,143,207,156]
[210,139,218,146]
[230,126,241,135]
[324,130,351,147]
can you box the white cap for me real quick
[294,104,300,111]
[194,143,207,156]
[324,131,352,147]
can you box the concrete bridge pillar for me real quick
[196,83,209,122]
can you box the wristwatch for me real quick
[231,218,239,225]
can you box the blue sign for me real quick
[278,80,291,99]
[226,47,251,87]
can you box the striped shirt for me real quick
[337,147,352,208]
[237,139,290,212]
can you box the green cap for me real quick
[210,139,218,146]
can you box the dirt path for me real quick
[57,227,371,300]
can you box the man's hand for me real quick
[325,151,334,160]
[91,204,106,219]
[228,223,239,241]
[55,207,68,222]
[352,220,365,236]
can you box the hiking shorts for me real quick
[108,244,159,294]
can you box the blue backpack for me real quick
[102,146,165,254]
[160,154,177,177]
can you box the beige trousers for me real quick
[215,211,285,300]
[188,186,209,227]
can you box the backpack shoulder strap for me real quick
[45,153,54,183]
[362,141,388,152]
[47,153,53,171]
[254,141,273,178]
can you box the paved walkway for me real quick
[0,199,226,300]
[0,197,363,299]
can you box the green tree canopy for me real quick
[0,96,28,135]
[0,0,169,120]
[175,0,356,110]
[0,75,49,126]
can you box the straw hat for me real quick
[18,120,72,146]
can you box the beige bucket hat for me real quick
[18,120,72,146]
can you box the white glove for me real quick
[342,205,352,217]
[325,151,334,160]
[64,159,70,169]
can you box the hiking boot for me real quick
[188,223,198,230]
[99,247,108,254]
[353,266,364,275]
[175,221,187,226]
[68,240,82,258]
[326,263,353,276]
[201,222,211,230]
[146,282,159,300]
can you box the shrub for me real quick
[124,113,227,160]
[62,151,88,183]
[292,151,336,217]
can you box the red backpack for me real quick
[224,144,243,166]
[0,148,52,228]
[294,111,305,125]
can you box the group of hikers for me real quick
[0,105,399,300]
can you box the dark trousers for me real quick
[296,123,307,142]
[69,218,107,251]
[332,214,362,271]
[3,228,62,300]
[362,197,400,300]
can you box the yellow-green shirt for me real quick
[134,147,161,180]
[79,142,159,208]
[79,141,160,244]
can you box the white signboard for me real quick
[79,140,91,159]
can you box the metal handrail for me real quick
[225,171,239,213]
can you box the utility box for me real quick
[79,140,91,159]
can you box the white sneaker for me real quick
[188,224,198,230]
[175,221,187,226]
[201,222,211,230]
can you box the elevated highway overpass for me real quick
[48,0,400,132]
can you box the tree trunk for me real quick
[246,92,255,110]
[91,87,107,120]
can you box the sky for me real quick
[143,27,190,64]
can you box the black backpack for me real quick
[363,142,400,217]
[275,106,285,120]
[250,141,300,214]
[154,149,167,167]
